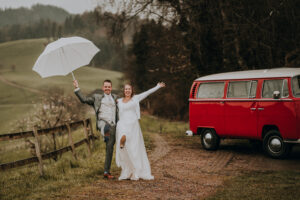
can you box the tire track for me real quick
[148,133,170,163]
[208,151,234,172]
[197,151,234,173]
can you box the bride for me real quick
[116,82,165,180]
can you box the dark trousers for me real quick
[104,124,116,173]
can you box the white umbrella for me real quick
[32,36,100,79]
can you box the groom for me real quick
[73,79,118,179]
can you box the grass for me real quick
[0,104,35,134]
[0,115,105,200]
[0,144,104,200]
[207,171,300,200]
[0,114,166,200]
[0,123,89,164]
[0,81,38,133]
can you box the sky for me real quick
[0,0,102,14]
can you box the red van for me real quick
[188,68,300,158]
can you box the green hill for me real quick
[0,4,70,27]
[0,38,123,133]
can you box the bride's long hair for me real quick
[123,83,135,97]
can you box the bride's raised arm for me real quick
[135,82,165,102]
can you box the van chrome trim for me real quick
[189,98,293,102]
[284,139,300,144]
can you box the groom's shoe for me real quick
[104,173,115,179]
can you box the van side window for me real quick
[262,79,289,98]
[292,76,300,97]
[227,81,257,98]
[197,82,224,98]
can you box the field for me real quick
[0,38,123,134]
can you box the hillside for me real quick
[0,38,123,133]
[0,4,70,27]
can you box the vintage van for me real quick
[188,68,300,158]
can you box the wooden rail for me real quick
[0,118,97,175]
[0,120,84,141]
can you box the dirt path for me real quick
[0,74,42,94]
[58,134,300,200]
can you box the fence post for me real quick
[66,123,77,160]
[33,126,44,176]
[87,118,95,147]
[83,120,92,156]
[52,131,58,161]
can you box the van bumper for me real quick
[284,139,300,144]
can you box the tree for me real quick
[106,0,300,119]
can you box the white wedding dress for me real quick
[116,85,161,180]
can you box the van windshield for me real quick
[292,76,300,97]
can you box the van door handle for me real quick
[258,108,264,111]
[250,108,256,111]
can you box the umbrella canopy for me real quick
[33,36,100,78]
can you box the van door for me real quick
[191,82,225,135]
[258,78,297,140]
[225,80,258,138]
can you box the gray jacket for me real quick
[75,89,118,130]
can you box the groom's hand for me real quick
[73,80,79,88]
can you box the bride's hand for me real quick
[157,82,166,88]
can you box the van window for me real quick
[262,79,289,98]
[292,76,300,97]
[227,81,257,98]
[197,82,224,98]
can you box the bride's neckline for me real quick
[122,97,132,103]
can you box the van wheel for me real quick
[263,130,291,159]
[201,129,220,150]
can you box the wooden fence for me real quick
[0,118,97,175]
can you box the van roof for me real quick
[196,68,300,81]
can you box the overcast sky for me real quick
[0,0,102,14]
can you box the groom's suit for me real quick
[75,89,118,174]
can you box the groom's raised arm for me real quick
[73,80,95,106]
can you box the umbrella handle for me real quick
[71,72,76,81]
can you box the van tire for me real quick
[201,129,220,150]
[263,130,291,159]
